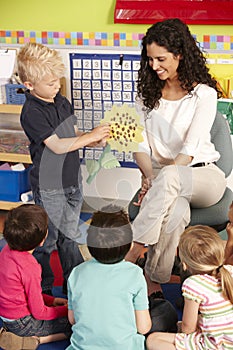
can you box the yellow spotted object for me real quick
[101,104,144,153]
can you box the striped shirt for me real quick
[175,265,233,349]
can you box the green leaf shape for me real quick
[85,144,121,184]
[100,151,120,169]
[86,159,100,184]
[99,144,120,169]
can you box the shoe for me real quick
[0,328,40,350]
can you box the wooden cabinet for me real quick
[0,104,23,114]
[0,104,32,209]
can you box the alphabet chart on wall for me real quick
[69,52,141,166]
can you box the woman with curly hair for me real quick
[125,18,227,288]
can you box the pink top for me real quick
[0,245,67,320]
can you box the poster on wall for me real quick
[114,0,233,25]
[69,52,141,168]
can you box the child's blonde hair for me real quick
[17,42,65,85]
[179,225,233,304]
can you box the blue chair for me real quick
[128,112,233,232]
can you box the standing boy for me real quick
[17,43,110,295]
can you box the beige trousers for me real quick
[132,163,227,283]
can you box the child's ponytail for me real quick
[218,265,233,304]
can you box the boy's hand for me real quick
[53,297,68,307]
[87,139,108,148]
[89,124,110,143]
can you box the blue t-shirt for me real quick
[67,259,148,350]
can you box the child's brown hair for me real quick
[3,204,48,251]
[87,205,132,264]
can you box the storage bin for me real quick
[0,166,31,202]
[5,84,26,105]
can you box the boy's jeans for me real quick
[33,185,84,292]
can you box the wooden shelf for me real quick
[0,105,31,209]
[0,104,23,114]
[0,201,24,210]
[0,152,31,163]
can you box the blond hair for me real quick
[179,225,233,304]
[17,43,65,84]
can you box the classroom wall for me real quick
[1,0,233,37]
[1,0,233,86]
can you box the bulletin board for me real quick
[69,52,141,167]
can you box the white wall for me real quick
[81,164,141,211]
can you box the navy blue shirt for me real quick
[20,91,80,191]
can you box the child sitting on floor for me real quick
[67,205,152,350]
[0,204,71,350]
[146,225,233,350]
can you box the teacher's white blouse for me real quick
[137,84,220,166]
